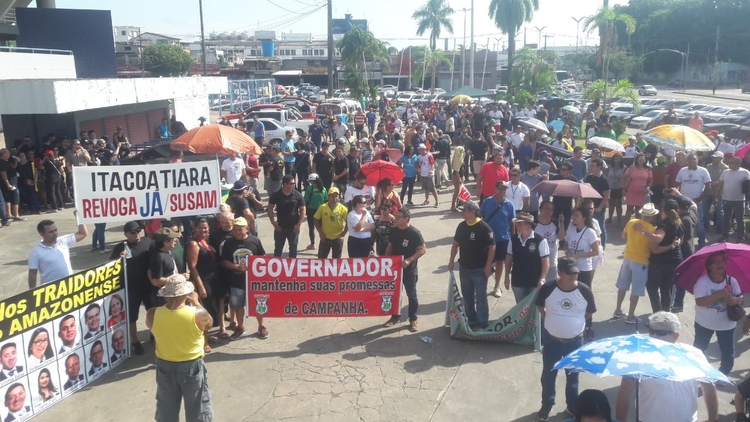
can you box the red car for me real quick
[274,96,317,119]
[224,103,284,122]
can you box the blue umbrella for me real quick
[548,120,564,133]
[554,334,731,419]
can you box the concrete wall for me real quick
[71,100,170,128]
[173,96,209,131]
[0,51,76,80]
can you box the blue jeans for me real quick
[703,194,723,232]
[541,331,583,409]
[593,209,606,249]
[273,227,299,258]
[92,223,106,251]
[512,286,536,304]
[695,202,705,246]
[0,192,7,225]
[458,267,489,328]
[395,272,419,322]
[20,184,40,212]
[693,322,735,374]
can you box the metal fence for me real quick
[214,78,277,115]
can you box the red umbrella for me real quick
[360,160,405,186]
[170,124,262,155]
[675,242,750,294]
[530,179,602,199]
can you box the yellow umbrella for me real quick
[450,94,475,105]
[642,124,715,152]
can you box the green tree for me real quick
[583,6,636,78]
[584,79,641,112]
[412,0,455,52]
[142,44,193,77]
[488,0,540,95]
[511,48,559,96]
[607,48,644,81]
[413,50,453,90]
[338,27,391,99]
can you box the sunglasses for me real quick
[649,328,674,337]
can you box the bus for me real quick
[555,70,573,84]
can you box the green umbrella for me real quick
[563,105,580,114]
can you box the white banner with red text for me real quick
[73,161,221,224]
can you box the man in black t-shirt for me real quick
[219,216,267,340]
[267,146,284,194]
[448,201,496,329]
[268,175,306,258]
[332,148,350,195]
[226,181,256,234]
[258,146,273,193]
[469,134,489,178]
[584,158,610,249]
[0,149,20,221]
[109,221,152,355]
[346,147,361,183]
[148,228,188,308]
[535,257,596,420]
[384,207,426,330]
[550,163,579,228]
[312,142,334,189]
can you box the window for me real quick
[124,47,132,51]
[121,30,126,36]
[264,121,278,130]
[156,39,167,45]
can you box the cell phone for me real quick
[663,188,672,195]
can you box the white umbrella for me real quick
[587,136,625,152]
[517,118,550,134]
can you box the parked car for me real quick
[638,85,658,96]
[396,92,418,105]
[630,110,668,129]
[257,118,300,145]
[702,107,748,123]
[702,123,740,135]
[674,104,712,117]
[742,85,750,94]
[120,142,219,166]
[641,98,669,106]
[667,79,685,88]
[609,105,635,119]
[274,96,318,118]
[722,110,750,125]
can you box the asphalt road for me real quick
[639,87,750,109]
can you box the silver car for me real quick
[638,85,658,96]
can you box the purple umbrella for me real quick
[674,242,750,294]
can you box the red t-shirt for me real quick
[246,155,259,179]
[666,162,686,188]
[478,162,509,198]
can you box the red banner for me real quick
[246,256,403,318]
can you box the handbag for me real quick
[725,277,746,322]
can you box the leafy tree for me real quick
[412,0,455,52]
[584,79,641,112]
[338,27,391,99]
[488,0,540,95]
[413,50,453,90]
[510,48,559,97]
[607,48,644,81]
[142,44,193,77]
[583,6,636,79]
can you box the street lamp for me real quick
[534,26,547,49]
[571,16,584,55]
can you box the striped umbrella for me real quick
[641,124,715,152]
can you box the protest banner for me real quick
[73,160,222,224]
[446,273,541,350]
[0,260,129,420]
[246,256,402,318]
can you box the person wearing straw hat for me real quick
[146,274,214,422]
[613,203,659,324]
[503,212,549,303]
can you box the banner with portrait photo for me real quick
[446,273,541,351]
[73,160,222,224]
[246,256,403,318]
[0,259,129,420]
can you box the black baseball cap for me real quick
[558,257,580,274]
[123,221,141,233]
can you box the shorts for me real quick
[229,287,247,309]
[610,188,623,200]
[127,288,154,323]
[1,187,18,205]
[421,177,435,192]
[615,258,648,296]
[494,240,509,262]
[738,376,750,399]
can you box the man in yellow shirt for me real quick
[146,274,213,422]
[613,203,659,324]
[314,186,348,258]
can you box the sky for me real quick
[52,0,629,50]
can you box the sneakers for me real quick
[257,325,269,339]
[584,327,595,341]
[409,320,418,332]
[490,287,502,298]
[383,315,400,327]
[671,306,683,313]
[131,342,145,355]
[625,316,642,325]
[537,403,552,421]
[612,310,626,319]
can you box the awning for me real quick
[272,70,302,76]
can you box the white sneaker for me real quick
[491,287,502,298]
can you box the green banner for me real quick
[446,272,541,350]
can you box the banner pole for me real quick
[444,272,453,327]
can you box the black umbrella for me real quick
[545,98,571,109]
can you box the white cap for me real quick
[418,144,426,149]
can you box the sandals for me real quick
[203,344,212,353]
[612,310,626,319]
[230,327,246,341]
[218,330,230,339]
[421,200,429,206]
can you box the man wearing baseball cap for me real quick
[416,144,439,207]
[504,212,549,303]
[149,227,189,307]
[535,257,597,420]
[313,186,348,258]
[147,274,214,421]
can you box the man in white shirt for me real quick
[220,153,246,184]
[615,311,718,422]
[509,126,524,148]
[524,105,536,118]
[623,136,638,158]
[716,134,736,154]
[28,214,88,288]
[676,154,711,247]
[344,173,375,208]
[507,168,530,211]
[417,144,439,207]
[719,156,750,242]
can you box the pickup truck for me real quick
[242,107,312,136]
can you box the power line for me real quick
[266,0,321,15]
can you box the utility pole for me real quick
[481,38,489,89]
[462,8,467,87]
[534,26,547,49]
[543,34,553,51]
[327,0,334,97]
[714,26,720,63]
[199,0,207,76]
[523,27,527,47]
[469,0,475,87]
[450,39,456,91]
[684,43,690,90]
[571,16,584,55]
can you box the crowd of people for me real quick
[13,94,750,422]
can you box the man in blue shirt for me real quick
[366,108,377,134]
[250,114,265,143]
[281,130,296,176]
[308,118,326,152]
[158,119,170,139]
[479,181,515,298]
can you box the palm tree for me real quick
[412,0,455,52]
[583,6,636,76]
[413,50,453,90]
[584,79,641,112]
[488,0,540,95]
[338,26,391,99]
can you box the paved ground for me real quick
[2,182,749,422]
